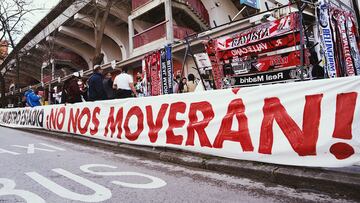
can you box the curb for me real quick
[21,128,360,200]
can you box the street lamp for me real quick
[41,62,47,87]
[48,58,55,105]
[41,59,55,105]
[50,58,55,80]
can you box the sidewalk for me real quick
[22,128,360,201]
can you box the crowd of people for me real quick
[22,66,202,107]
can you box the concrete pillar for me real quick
[165,0,174,44]
[129,15,135,55]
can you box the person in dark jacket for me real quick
[178,77,188,93]
[24,89,41,107]
[103,72,114,99]
[88,65,107,101]
[61,73,83,104]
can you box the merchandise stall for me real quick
[142,45,174,96]
[140,0,360,95]
[200,0,360,89]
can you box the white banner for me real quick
[1,77,360,167]
[194,53,212,69]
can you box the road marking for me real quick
[80,164,167,189]
[0,148,20,155]
[12,144,56,154]
[0,178,45,203]
[25,168,112,202]
[38,143,66,151]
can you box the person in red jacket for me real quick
[61,73,82,104]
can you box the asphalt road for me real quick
[0,127,354,203]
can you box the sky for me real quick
[20,0,61,41]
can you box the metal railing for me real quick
[133,21,196,49]
[132,0,210,26]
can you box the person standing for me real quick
[178,77,188,93]
[186,73,198,92]
[135,72,145,97]
[88,65,107,101]
[53,86,62,104]
[24,88,41,107]
[103,72,115,99]
[113,67,138,99]
[61,73,82,104]
[173,74,181,93]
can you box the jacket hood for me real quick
[24,89,33,96]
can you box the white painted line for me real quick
[39,143,66,151]
[0,148,20,155]
[25,168,112,202]
[80,164,167,189]
[12,144,55,154]
[0,178,45,203]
